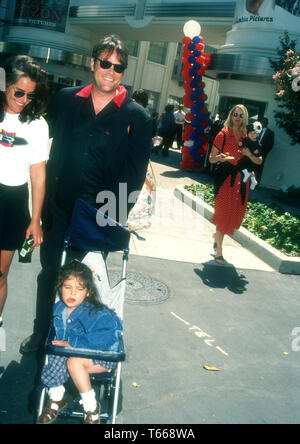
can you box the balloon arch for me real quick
[180,20,211,170]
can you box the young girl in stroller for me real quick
[38,260,123,425]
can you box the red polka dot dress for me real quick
[211,128,249,235]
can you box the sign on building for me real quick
[13,0,70,33]
[234,0,276,28]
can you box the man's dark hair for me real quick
[132,89,149,108]
[165,104,174,113]
[0,55,49,123]
[92,34,128,69]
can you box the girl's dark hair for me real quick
[0,55,49,123]
[92,34,128,69]
[56,260,105,312]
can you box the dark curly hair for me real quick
[0,55,49,123]
[92,34,128,70]
[56,260,105,312]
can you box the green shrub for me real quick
[184,184,300,257]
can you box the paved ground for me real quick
[1,148,300,424]
[130,149,274,271]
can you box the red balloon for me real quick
[184,85,193,95]
[181,146,190,154]
[181,71,190,81]
[185,112,194,122]
[182,49,192,57]
[196,43,204,51]
[183,124,193,135]
[182,36,192,45]
[196,56,205,65]
[183,97,194,108]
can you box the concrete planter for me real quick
[174,184,300,275]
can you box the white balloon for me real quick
[183,20,201,38]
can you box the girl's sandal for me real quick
[215,255,227,265]
[38,398,67,424]
[83,402,101,424]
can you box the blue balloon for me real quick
[188,55,195,64]
[188,145,197,155]
[193,74,202,83]
[191,117,200,127]
[192,36,201,44]
[194,153,203,162]
[193,50,201,58]
[195,86,203,95]
[195,100,204,108]
[188,43,195,51]
[190,91,199,101]
[194,139,204,148]
[191,104,199,114]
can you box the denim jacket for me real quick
[52,300,123,352]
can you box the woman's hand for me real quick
[241,147,263,165]
[241,147,251,157]
[25,221,43,247]
[210,146,231,164]
[52,340,71,347]
[219,153,230,162]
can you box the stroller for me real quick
[36,199,130,424]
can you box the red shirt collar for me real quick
[76,84,127,108]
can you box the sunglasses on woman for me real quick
[14,90,36,100]
[95,57,126,74]
[233,112,244,118]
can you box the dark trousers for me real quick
[173,124,183,149]
[33,201,84,341]
[156,134,174,156]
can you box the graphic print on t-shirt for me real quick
[0,129,28,147]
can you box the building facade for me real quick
[0,0,299,190]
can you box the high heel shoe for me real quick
[215,255,227,265]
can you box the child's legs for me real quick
[67,357,109,394]
[41,355,69,388]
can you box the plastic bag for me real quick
[126,161,156,231]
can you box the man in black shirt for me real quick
[256,117,274,185]
[21,35,152,352]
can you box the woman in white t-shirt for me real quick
[0,55,49,326]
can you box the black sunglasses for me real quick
[14,90,36,100]
[233,112,244,118]
[95,57,126,74]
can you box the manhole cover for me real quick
[109,271,171,305]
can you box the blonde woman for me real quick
[209,105,262,264]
